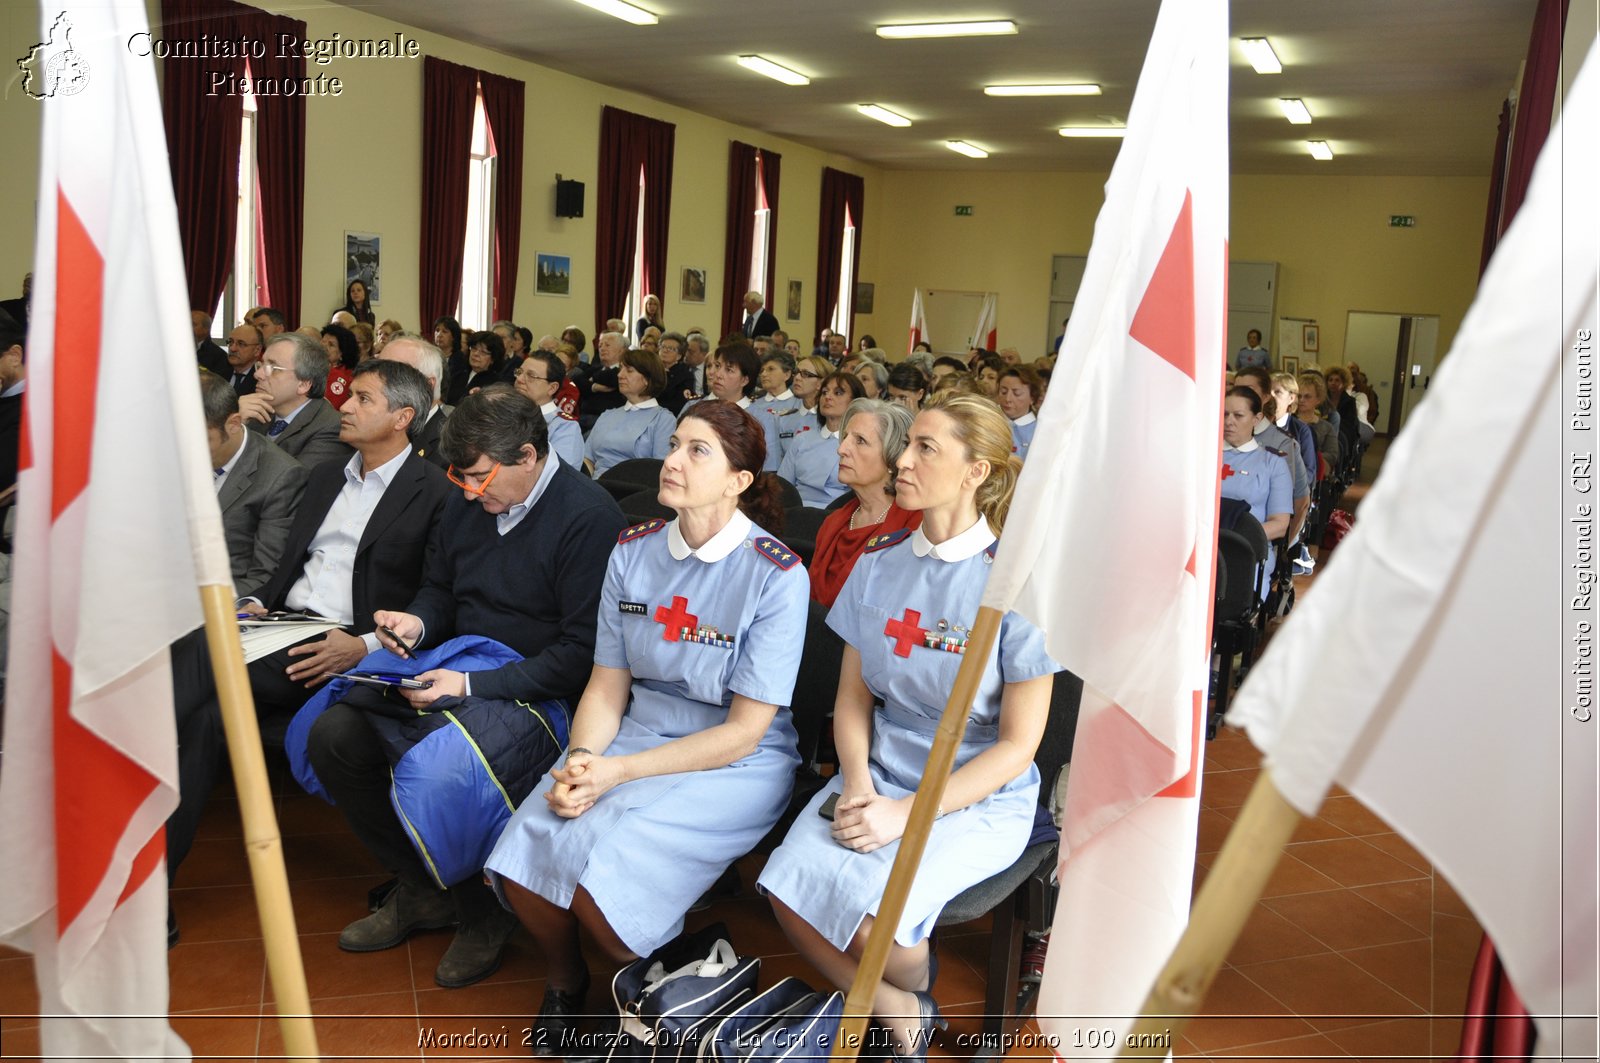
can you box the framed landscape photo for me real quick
[536,253,571,296]
[786,279,802,321]
[1302,323,1320,353]
[1281,355,1300,376]
[855,281,875,315]
[681,267,707,303]
[344,231,381,303]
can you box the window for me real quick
[622,163,648,337]
[748,153,771,296]
[457,89,498,330]
[214,67,261,333]
[830,203,858,338]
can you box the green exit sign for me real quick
[954,205,974,216]
[1389,214,1416,228]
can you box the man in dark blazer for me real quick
[192,310,231,380]
[740,290,780,340]
[242,331,353,468]
[377,333,451,468]
[167,360,450,922]
[223,323,264,397]
[199,371,308,595]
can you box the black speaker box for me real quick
[556,179,585,218]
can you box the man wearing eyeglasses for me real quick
[376,333,451,468]
[304,386,626,989]
[242,332,353,469]
[512,349,584,469]
[223,323,264,398]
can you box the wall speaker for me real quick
[556,179,585,218]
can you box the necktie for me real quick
[268,418,289,437]
[213,467,225,479]
[744,313,756,337]
[233,372,249,389]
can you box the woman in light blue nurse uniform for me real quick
[777,370,864,507]
[583,347,676,477]
[758,393,1058,1062]
[1220,385,1293,595]
[487,399,806,1050]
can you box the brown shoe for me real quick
[337,879,454,952]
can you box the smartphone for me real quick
[378,624,418,659]
[818,792,840,821]
[334,671,433,690]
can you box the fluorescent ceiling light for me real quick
[1058,126,1126,138]
[858,103,912,127]
[736,55,809,86]
[1307,140,1334,160]
[1279,98,1313,124]
[984,83,1101,97]
[1239,37,1282,74]
[945,140,989,158]
[877,20,1017,39]
[569,0,658,26]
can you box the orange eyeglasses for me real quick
[445,461,502,497]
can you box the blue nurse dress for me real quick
[1009,413,1038,462]
[543,403,585,471]
[777,421,847,508]
[486,511,808,956]
[756,518,1058,950]
[1221,439,1293,594]
[585,399,676,477]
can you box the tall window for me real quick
[622,163,648,336]
[457,89,498,330]
[748,154,771,296]
[830,204,857,338]
[214,67,261,331]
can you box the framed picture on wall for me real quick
[344,231,381,303]
[681,267,707,303]
[1302,323,1320,353]
[1281,355,1300,376]
[855,281,875,315]
[786,279,802,321]
[536,253,571,296]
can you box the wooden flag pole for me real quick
[1119,767,1303,1055]
[829,606,1003,1063]
[197,584,321,1061]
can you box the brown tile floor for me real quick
[5,439,1481,1061]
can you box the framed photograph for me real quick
[1281,355,1300,377]
[855,281,875,315]
[344,231,381,303]
[536,253,571,297]
[786,279,802,321]
[681,267,707,304]
[1302,323,1320,353]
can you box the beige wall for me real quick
[855,171,1488,363]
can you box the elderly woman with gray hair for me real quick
[807,399,922,607]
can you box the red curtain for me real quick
[595,106,675,337]
[420,56,478,329]
[815,167,864,344]
[1452,936,1534,1063]
[761,150,781,308]
[237,6,305,328]
[1478,101,1512,277]
[1500,0,1569,235]
[480,71,525,322]
[720,142,759,339]
[161,0,245,315]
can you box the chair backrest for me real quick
[772,475,804,510]
[824,490,855,513]
[1215,529,1260,620]
[1230,511,1270,566]
[788,601,845,766]
[619,489,674,524]
[1037,670,1084,804]
[600,457,664,489]
[784,505,832,544]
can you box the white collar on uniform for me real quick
[911,514,995,562]
[1011,412,1037,426]
[735,396,752,409]
[625,398,661,411]
[1226,438,1261,454]
[668,509,753,562]
[770,389,794,401]
[540,400,560,419]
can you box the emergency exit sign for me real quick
[954,205,974,216]
[1389,214,1416,227]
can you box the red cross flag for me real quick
[908,287,931,355]
[0,1,233,1056]
[979,0,1226,1052]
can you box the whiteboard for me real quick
[920,290,989,355]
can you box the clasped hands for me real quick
[829,785,911,853]
[545,750,624,819]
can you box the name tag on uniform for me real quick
[619,601,648,615]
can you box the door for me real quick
[1342,310,1440,435]
[1047,255,1087,354]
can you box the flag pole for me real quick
[1119,767,1303,1054]
[829,605,1003,1063]
[196,584,322,1061]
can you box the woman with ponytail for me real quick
[759,392,1057,1063]
[487,398,805,1049]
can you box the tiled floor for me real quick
[4,438,1484,1061]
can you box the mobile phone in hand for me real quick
[378,624,417,659]
[819,792,840,821]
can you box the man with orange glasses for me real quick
[304,385,627,990]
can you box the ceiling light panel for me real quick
[736,55,809,86]
[1307,140,1334,160]
[946,140,989,158]
[858,104,912,127]
[984,84,1101,97]
[1238,37,1283,74]
[877,21,1017,39]
[569,0,658,27]
[1058,126,1126,138]
[1279,98,1313,124]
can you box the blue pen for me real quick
[236,612,254,620]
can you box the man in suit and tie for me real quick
[741,290,780,340]
[376,333,451,468]
[192,310,232,379]
[167,359,451,920]
[223,323,264,397]
[200,370,308,596]
[252,306,288,343]
[242,331,353,468]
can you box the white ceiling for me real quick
[336,0,1538,175]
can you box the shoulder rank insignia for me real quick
[618,518,667,545]
[865,528,911,553]
[985,541,998,564]
[753,536,800,570]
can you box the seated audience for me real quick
[1296,372,1342,474]
[377,333,451,467]
[1323,365,1362,468]
[433,316,467,376]
[1271,372,1318,486]
[584,348,675,477]
[251,307,288,345]
[639,326,662,354]
[552,342,583,418]
[1234,367,1310,559]
[997,366,1043,461]
[688,340,781,470]
[579,331,628,427]
[971,353,1003,397]
[778,370,865,508]
[808,399,920,608]
[856,334,878,353]
[658,332,694,415]
[886,362,930,411]
[759,393,1057,1061]
[514,348,585,469]
[758,351,803,412]
[351,322,376,362]
[223,323,264,397]
[930,356,966,385]
[241,332,354,468]
[374,318,404,355]
[446,331,509,405]
[306,385,627,988]
[485,399,806,1046]
[855,359,888,400]
[322,323,361,408]
[1222,386,1294,594]
[193,309,231,379]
